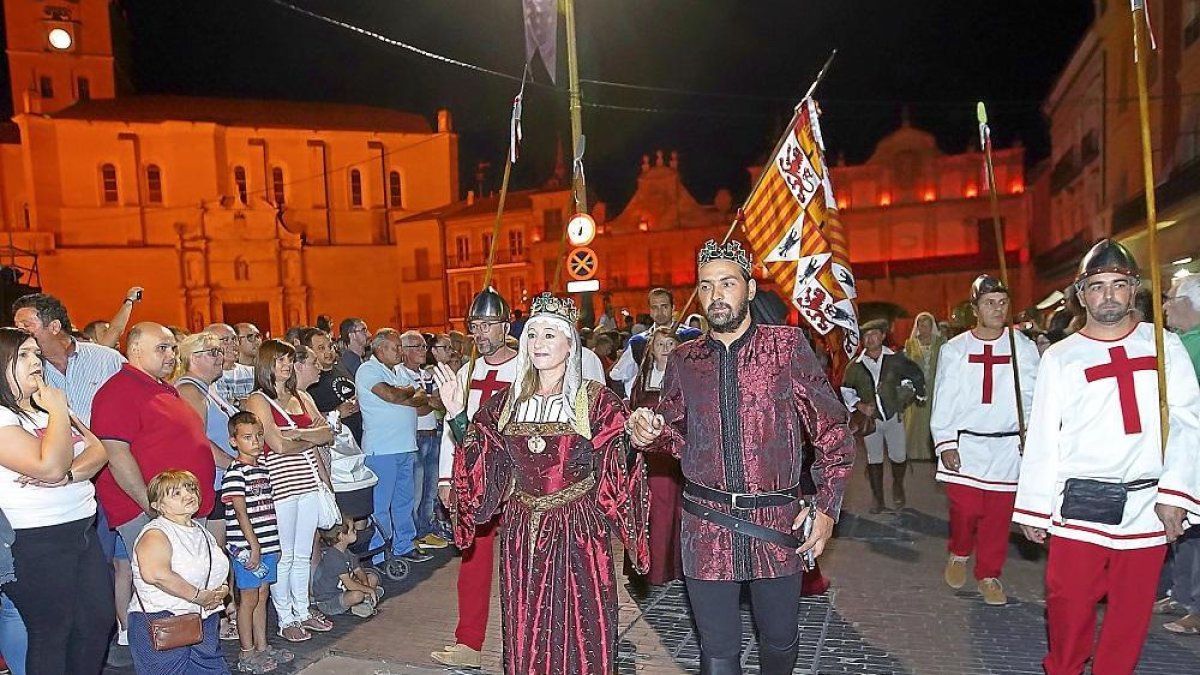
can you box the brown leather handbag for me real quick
[132,529,211,651]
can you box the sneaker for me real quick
[117,626,129,646]
[350,602,376,618]
[400,549,433,563]
[978,577,1008,606]
[944,555,969,590]
[418,533,450,549]
[431,642,482,669]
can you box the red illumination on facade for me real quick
[964,184,979,198]
[1009,181,1025,194]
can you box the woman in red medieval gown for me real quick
[433,292,650,675]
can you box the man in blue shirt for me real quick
[355,328,433,564]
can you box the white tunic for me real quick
[438,355,519,484]
[931,328,1039,492]
[1012,323,1200,550]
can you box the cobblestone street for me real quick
[105,461,1200,674]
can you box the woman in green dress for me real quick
[903,312,945,461]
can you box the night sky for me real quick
[7,0,1095,209]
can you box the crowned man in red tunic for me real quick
[629,239,855,675]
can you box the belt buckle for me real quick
[730,492,753,509]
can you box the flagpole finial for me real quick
[976,101,988,126]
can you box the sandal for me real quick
[263,646,294,664]
[277,623,311,643]
[301,612,333,632]
[236,649,277,673]
[1164,614,1200,634]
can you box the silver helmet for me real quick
[468,286,510,321]
[1076,239,1139,284]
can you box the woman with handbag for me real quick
[129,469,230,674]
[0,328,112,675]
[244,340,335,643]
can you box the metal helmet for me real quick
[467,286,510,321]
[970,274,1009,304]
[1076,239,1139,284]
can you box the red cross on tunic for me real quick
[968,343,1011,404]
[472,368,509,405]
[1084,345,1158,435]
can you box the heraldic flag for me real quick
[741,98,861,376]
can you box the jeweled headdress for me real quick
[529,292,579,323]
[697,239,753,276]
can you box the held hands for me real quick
[626,408,664,448]
[792,507,835,562]
[1020,524,1047,545]
[940,450,962,473]
[431,363,465,417]
[196,583,228,611]
[1156,504,1188,542]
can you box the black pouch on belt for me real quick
[1059,477,1157,526]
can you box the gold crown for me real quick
[530,293,578,323]
[697,239,753,275]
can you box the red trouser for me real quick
[1044,537,1165,675]
[454,513,501,651]
[945,483,1016,580]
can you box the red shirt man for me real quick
[92,323,215,539]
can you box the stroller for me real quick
[328,413,410,582]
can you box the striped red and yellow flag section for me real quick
[741,98,861,378]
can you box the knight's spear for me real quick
[975,102,1027,452]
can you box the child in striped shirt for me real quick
[223,411,292,673]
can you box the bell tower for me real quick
[4,0,116,114]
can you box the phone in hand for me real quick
[134,289,143,302]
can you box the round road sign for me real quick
[567,246,598,281]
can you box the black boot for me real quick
[867,463,886,514]
[892,460,908,509]
[758,635,800,675]
[700,654,743,675]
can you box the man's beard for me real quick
[475,338,498,356]
[707,299,749,333]
[1089,301,1131,325]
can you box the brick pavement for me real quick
[105,459,1200,674]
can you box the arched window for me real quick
[101,164,119,204]
[233,166,248,205]
[272,167,285,205]
[349,169,363,207]
[146,165,163,204]
[388,170,402,208]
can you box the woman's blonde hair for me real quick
[146,469,201,516]
[172,331,220,382]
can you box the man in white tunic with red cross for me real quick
[932,274,1038,606]
[1013,239,1200,675]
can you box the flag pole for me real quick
[976,102,1026,452]
[1129,1,1170,453]
[552,0,587,293]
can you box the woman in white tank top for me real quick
[129,470,230,674]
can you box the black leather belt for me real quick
[682,480,801,510]
[682,497,802,550]
[959,429,1020,439]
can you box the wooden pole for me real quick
[552,0,586,293]
[1130,1,1170,453]
[976,102,1026,451]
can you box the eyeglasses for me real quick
[468,321,501,334]
[432,344,452,350]
[196,348,223,359]
[239,333,262,342]
[216,336,237,344]
[401,344,426,350]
